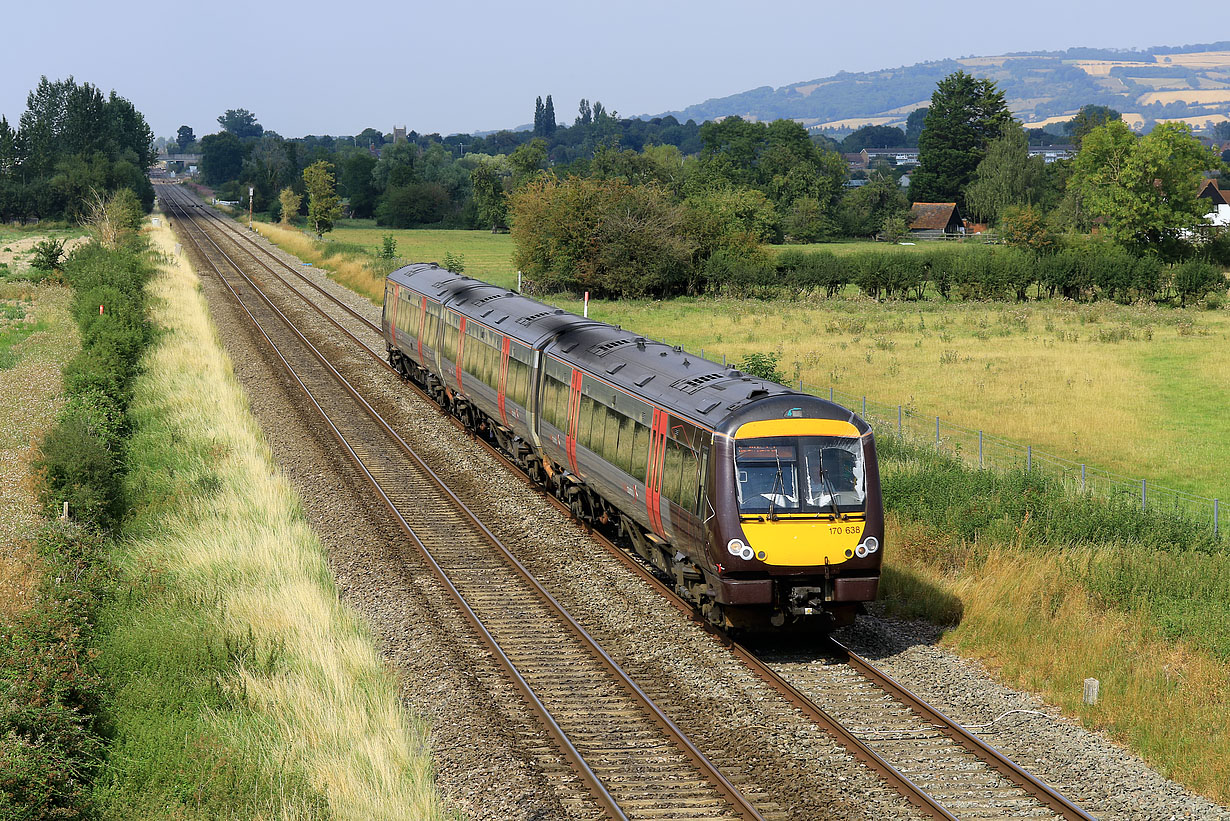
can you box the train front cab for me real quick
[708,404,884,629]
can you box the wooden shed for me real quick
[908,202,964,238]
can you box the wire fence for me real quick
[690,347,1223,540]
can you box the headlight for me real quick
[863,536,879,553]
[740,545,755,561]
[727,539,745,556]
[855,544,868,558]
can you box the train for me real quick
[382,264,884,630]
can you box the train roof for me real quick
[387,263,867,433]
[389,263,599,347]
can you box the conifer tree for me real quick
[543,95,556,135]
[911,71,1012,207]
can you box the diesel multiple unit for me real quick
[383,263,884,629]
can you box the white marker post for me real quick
[584,291,590,318]
[249,186,254,229]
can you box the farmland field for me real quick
[260,219,1230,503]
[579,295,1230,503]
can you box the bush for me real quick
[702,247,776,296]
[30,238,65,272]
[35,411,123,530]
[736,350,786,384]
[1172,260,1225,306]
[776,249,847,297]
[0,524,110,819]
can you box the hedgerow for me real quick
[772,244,1227,305]
[2,227,153,817]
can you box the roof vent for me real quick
[635,374,656,387]
[517,310,554,326]
[590,338,635,356]
[669,373,725,394]
[697,400,722,414]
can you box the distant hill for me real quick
[650,42,1230,134]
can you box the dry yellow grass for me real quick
[883,527,1230,801]
[1070,60,1153,77]
[125,220,453,819]
[252,221,388,303]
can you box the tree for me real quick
[904,108,929,147]
[200,131,243,186]
[576,99,592,127]
[176,125,195,152]
[356,127,385,147]
[1064,105,1121,148]
[509,138,548,187]
[278,187,301,225]
[838,174,909,237]
[999,205,1054,254]
[841,125,906,153]
[533,96,545,137]
[510,176,696,298]
[911,71,1012,207]
[470,157,509,230]
[217,108,263,139]
[543,95,556,136]
[963,125,1044,224]
[302,160,342,235]
[1068,120,1217,258]
[340,151,378,218]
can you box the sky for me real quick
[0,0,1222,141]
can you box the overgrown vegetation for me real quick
[874,432,1230,799]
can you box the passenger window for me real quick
[630,423,649,483]
[663,441,685,506]
[579,395,595,448]
[615,414,633,474]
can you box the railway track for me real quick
[160,184,1098,821]
[161,186,776,821]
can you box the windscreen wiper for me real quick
[817,450,844,520]
[767,455,785,521]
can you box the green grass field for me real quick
[331,219,519,289]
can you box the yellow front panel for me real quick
[741,517,864,566]
[735,418,861,440]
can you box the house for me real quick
[908,202,964,238]
[861,147,920,167]
[1197,178,1230,226]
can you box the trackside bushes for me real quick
[0,523,110,819]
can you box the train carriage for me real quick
[383,264,883,630]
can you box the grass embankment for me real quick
[88,219,455,819]
[876,434,1230,801]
